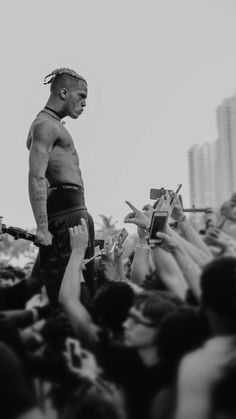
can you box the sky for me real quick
[1,0,236,235]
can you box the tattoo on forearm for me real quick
[29,177,48,228]
[38,213,47,226]
[35,189,47,202]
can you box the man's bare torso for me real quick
[27,113,83,187]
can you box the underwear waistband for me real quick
[47,183,86,216]
[49,183,84,192]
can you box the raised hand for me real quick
[170,195,184,221]
[151,231,180,252]
[124,201,151,229]
[69,218,88,253]
[114,243,124,261]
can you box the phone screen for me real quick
[149,213,168,240]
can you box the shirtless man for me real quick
[26,68,94,305]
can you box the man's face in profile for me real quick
[66,80,88,119]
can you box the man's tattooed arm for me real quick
[28,124,54,231]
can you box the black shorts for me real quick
[40,184,95,306]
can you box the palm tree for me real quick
[95,214,119,239]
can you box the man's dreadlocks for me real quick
[43,68,86,85]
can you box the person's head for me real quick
[44,68,87,119]
[157,306,208,369]
[123,291,180,350]
[220,200,232,219]
[201,257,236,333]
[62,379,125,419]
[93,282,134,334]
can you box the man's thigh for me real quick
[40,209,94,305]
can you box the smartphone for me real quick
[150,188,173,200]
[117,228,128,248]
[148,211,169,245]
[66,338,82,368]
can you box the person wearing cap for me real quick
[26,68,95,306]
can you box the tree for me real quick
[95,214,119,239]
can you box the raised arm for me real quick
[155,231,202,301]
[151,245,188,300]
[28,121,57,246]
[171,199,212,258]
[130,226,151,287]
[59,220,99,348]
[169,225,213,268]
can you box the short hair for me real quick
[157,306,208,366]
[62,379,124,419]
[201,257,236,316]
[43,68,87,94]
[93,282,134,331]
[44,67,86,85]
[134,290,182,326]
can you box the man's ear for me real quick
[59,87,69,100]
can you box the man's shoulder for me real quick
[30,117,61,144]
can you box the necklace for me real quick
[40,107,65,125]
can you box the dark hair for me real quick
[93,282,134,332]
[134,291,182,327]
[157,307,208,369]
[201,257,236,317]
[211,337,236,417]
[62,379,124,419]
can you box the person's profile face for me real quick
[123,306,157,349]
[66,80,88,119]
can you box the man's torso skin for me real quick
[27,113,84,188]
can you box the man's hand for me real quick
[204,227,226,250]
[151,231,180,252]
[124,201,151,229]
[171,196,184,221]
[100,254,117,281]
[69,218,88,253]
[114,244,124,261]
[35,227,53,246]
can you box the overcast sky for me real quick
[1,0,236,234]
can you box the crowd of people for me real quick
[1,191,236,419]
[2,67,236,419]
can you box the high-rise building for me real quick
[215,95,236,204]
[188,143,216,208]
[188,94,236,209]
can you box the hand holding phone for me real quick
[148,211,169,245]
[65,337,82,369]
